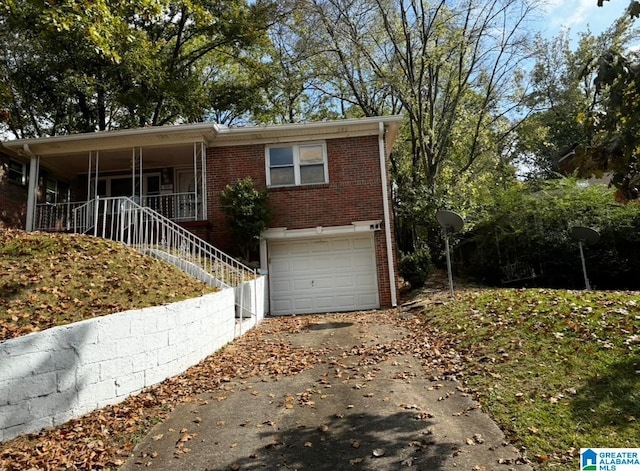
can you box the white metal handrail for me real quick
[72,199,96,234]
[82,196,254,288]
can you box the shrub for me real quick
[219,177,272,262]
[399,248,432,289]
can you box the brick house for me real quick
[1,116,402,314]
[0,143,30,229]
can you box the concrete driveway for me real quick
[119,309,531,471]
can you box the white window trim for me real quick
[265,142,329,187]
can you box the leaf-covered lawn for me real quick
[0,230,218,340]
[416,288,640,470]
[2,238,639,471]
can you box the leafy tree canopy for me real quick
[515,17,639,180]
[0,0,275,137]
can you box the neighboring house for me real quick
[1,116,403,315]
[0,142,30,229]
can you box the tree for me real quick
[588,47,640,201]
[544,9,640,201]
[219,177,272,262]
[0,1,274,137]
[597,0,640,18]
[516,27,621,179]
[290,0,541,255]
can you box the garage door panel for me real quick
[332,275,355,287]
[330,239,351,251]
[316,296,345,309]
[271,280,292,292]
[272,299,293,312]
[354,253,374,267]
[357,293,379,306]
[294,298,314,310]
[269,234,379,315]
[328,258,354,270]
[290,259,311,272]
[334,294,356,306]
[289,244,311,255]
[271,260,292,274]
[353,237,373,249]
[356,274,377,287]
[310,241,331,253]
[293,279,314,290]
[312,278,335,289]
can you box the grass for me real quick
[420,287,640,469]
[0,229,218,341]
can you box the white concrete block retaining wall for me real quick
[0,277,265,443]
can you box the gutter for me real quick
[378,121,397,307]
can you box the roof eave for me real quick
[2,115,404,156]
[211,115,404,147]
[3,123,218,157]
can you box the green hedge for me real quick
[459,179,640,289]
[399,247,432,289]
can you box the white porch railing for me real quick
[34,201,86,232]
[73,196,254,288]
[72,199,95,234]
[142,192,198,221]
[34,192,199,233]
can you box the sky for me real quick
[538,0,633,41]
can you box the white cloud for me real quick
[538,0,630,39]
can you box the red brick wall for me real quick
[207,135,398,308]
[0,155,28,229]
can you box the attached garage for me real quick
[268,234,380,315]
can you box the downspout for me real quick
[378,122,397,307]
[193,143,198,220]
[200,142,207,221]
[23,144,39,232]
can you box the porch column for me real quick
[200,142,207,220]
[191,142,207,220]
[25,153,40,231]
[87,151,100,201]
[132,147,143,200]
[193,143,199,220]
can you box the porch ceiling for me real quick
[3,123,216,176]
[38,143,197,176]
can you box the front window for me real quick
[7,159,27,185]
[266,143,328,187]
[94,174,160,197]
[45,178,58,204]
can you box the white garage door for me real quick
[268,234,379,315]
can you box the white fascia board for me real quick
[3,123,217,157]
[213,116,404,147]
[262,220,382,240]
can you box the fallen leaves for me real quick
[4,280,638,471]
[0,230,217,341]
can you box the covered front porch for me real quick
[3,124,218,233]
